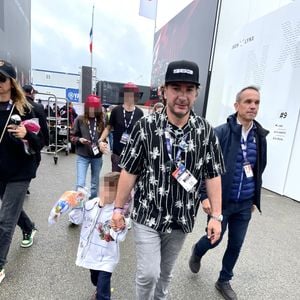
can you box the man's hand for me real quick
[207,218,221,244]
[111,211,125,231]
[201,198,211,215]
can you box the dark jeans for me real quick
[111,153,121,172]
[194,199,252,282]
[0,180,32,268]
[17,210,35,234]
[90,269,112,300]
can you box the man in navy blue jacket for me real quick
[189,86,269,300]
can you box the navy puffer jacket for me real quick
[215,113,269,212]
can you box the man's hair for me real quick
[236,85,260,102]
[103,172,120,188]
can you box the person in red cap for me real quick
[98,82,144,225]
[99,82,143,171]
[70,94,105,200]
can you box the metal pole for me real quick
[90,4,95,68]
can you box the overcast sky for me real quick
[31,0,193,86]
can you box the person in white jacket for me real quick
[69,171,127,300]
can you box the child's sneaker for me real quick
[21,228,37,248]
[0,268,5,284]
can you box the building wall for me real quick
[206,0,300,201]
[207,0,293,125]
[0,0,31,84]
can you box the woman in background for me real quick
[70,94,105,199]
[0,60,41,284]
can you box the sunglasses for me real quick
[0,73,9,83]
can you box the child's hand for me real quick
[111,213,125,231]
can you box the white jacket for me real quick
[69,199,127,273]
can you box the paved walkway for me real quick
[1,152,300,299]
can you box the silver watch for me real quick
[210,214,223,222]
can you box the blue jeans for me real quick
[133,221,187,300]
[0,180,30,268]
[76,155,103,199]
[90,269,112,300]
[194,199,252,282]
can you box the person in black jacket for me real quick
[189,86,269,300]
[0,60,41,284]
[22,84,49,149]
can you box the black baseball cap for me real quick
[23,84,38,94]
[165,60,200,86]
[0,60,17,79]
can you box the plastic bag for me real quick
[48,187,89,225]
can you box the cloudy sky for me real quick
[31,0,193,86]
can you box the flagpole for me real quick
[90,4,95,68]
[154,0,158,33]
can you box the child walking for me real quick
[69,172,127,300]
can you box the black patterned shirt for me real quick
[119,110,225,233]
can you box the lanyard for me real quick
[123,107,135,131]
[164,130,188,166]
[240,138,248,162]
[88,118,97,143]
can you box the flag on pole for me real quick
[89,26,93,53]
[139,0,157,20]
[89,4,95,54]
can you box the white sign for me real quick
[220,2,300,195]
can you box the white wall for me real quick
[206,0,300,202]
[207,0,293,125]
[283,111,300,201]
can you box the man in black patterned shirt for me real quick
[111,60,225,300]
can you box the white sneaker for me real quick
[0,268,5,284]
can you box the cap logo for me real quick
[173,68,193,75]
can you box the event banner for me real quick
[151,0,219,116]
[220,2,300,196]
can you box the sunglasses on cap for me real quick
[0,73,9,83]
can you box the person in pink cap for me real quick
[99,82,144,172]
[70,94,105,199]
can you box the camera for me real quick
[10,114,21,126]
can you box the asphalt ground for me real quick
[1,151,300,299]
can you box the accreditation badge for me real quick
[243,162,253,178]
[172,163,197,192]
[92,144,100,156]
[120,132,130,144]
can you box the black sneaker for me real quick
[215,280,238,300]
[188,244,201,273]
[21,228,37,248]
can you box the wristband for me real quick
[113,207,124,214]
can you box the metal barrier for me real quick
[36,93,70,164]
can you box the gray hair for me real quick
[236,85,260,102]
